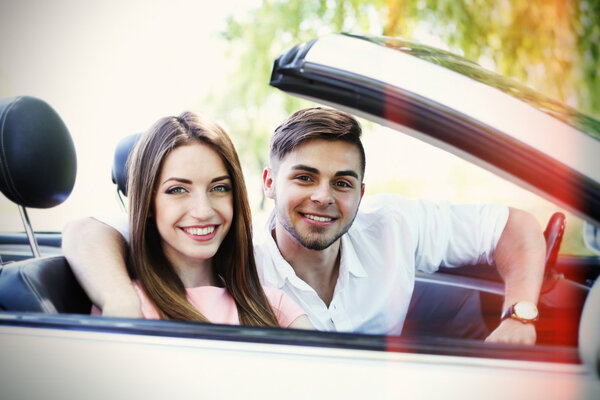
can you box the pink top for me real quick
[93,283,306,328]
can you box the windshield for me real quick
[356,34,600,142]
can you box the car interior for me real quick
[0,96,90,314]
[0,95,595,352]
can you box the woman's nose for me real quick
[190,192,216,219]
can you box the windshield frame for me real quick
[269,33,600,226]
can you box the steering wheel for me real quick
[541,212,566,293]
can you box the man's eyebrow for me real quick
[291,164,359,180]
[291,164,319,174]
[334,170,359,179]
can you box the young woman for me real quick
[124,111,312,328]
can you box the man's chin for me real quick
[296,233,339,251]
[300,241,334,251]
[281,220,343,250]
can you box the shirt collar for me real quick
[340,232,368,278]
[261,212,314,292]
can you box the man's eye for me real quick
[212,184,231,193]
[335,181,351,188]
[295,175,312,182]
[166,186,186,194]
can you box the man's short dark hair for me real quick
[269,107,366,178]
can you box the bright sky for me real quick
[0,0,261,230]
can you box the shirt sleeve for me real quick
[262,286,307,328]
[92,212,131,244]
[411,199,509,272]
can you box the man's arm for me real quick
[62,217,141,317]
[485,207,546,345]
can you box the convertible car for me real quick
[0,33,598,399]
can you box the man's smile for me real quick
[299,212,337,224]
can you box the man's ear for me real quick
[360,183,365,199]
[263,167,275,199]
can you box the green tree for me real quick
[386,0,600,118]
[215,1,599,172]
[210,0,599,211]
[209,0,385,168]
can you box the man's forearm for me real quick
[494,207,546,310]
[62,217,139,316]
[485,207,545,344]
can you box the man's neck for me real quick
[273,222,340,306]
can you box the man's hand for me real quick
[485,318,536,345]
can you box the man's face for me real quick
[263,139,365,250]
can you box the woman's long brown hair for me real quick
[127,111,278,326]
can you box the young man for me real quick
[63,107,546,344]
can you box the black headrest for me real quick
[0,256,91,314]
[111,133,140,197]
[0,96,76,208]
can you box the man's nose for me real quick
[310,182,333,205]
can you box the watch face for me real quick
[514,302,538,320]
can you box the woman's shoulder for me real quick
[132,281,160,319]
[262,286,307,328]
[261,286,287,305]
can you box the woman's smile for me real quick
[180,224,220,241]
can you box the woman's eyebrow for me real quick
[210,175,231,183]
[161,177,192,185]
[161,175,230,185]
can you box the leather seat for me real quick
[0,96,90,314]
[112,133,141,197]
[0,256,91,313]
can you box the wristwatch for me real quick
[501,301,539,324]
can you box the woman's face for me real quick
[153,142,233,273]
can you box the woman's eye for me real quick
[166,186,186,194]
[212,184,231,193]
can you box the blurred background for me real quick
[1,0,598,255]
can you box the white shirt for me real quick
[254,194,509,335]
[98,194,508,335]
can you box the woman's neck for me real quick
[169,257,218,288]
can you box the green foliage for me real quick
[215,0,599,177]
[211,0,386,173]
[576,0,600,116]
[212,0,599,228]
[387,0,600,118]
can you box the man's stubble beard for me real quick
[273,195,358,251]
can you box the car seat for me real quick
[0,96,91,313]
[111,133,140,209]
